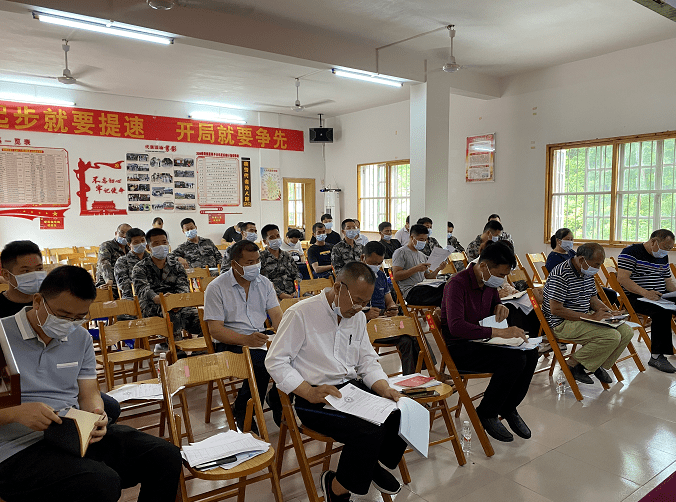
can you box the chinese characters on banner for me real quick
[208,213,225,225]
[465,133,495,183]
[242,158,251,207]
[0,101,304,151]
[260,167,282,201]
[196,153,240,206]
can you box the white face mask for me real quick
[383,234,392,241]
[116,236,127,246]
[332,283,361,318]
[491,235,500,242]
[268,238,282,250]
[151,245,169,259]
[560,240,574,252]
[345,229,359,240]
[132,242,147,254]
[414,240,426,251]
[185,229,198,239]
[8,270,47,295]
[37,301,84,340]
[366,263,381,275]
[481,264,505,288]
[234,261,261,281]
[651,241,669,259]
[580,257,599,277]
[324,222,333,230]
[316,233,327,242]
[245,232,258,242]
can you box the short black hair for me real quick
[145,227,168,242]
[180,218,195,229]
[417,217,433,226]
[116,223,131,232]
[126,228,146,241]
[341,218,355,230]
[261,224,279,241]
[152,217,163,225]
[337,260,376,285]
[230,240,260,262]
[488,214,501,221]
[240,221,256,232]
[363,241,385,257]
[483,220,503,233]
[378,221,392,232]
[576,242,604,261]
[312,222,325,234]
[551,228,573,249]
[478,240,516,269]
[321,213,333,222]
[405,215,410,224]
[39,265,96,301]
[409,224,429,237]
[287,228,303,239]
[0,240,42,270]
[651,229,675,242]
[448,221,454,228]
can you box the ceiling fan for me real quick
[255,78,334,113]
[442,25,467,73]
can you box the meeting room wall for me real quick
[0,87,325,250]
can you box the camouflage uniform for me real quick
[330,239,363,274]
[131,254,201,336]
[114,249,149,300]
[96,239,129,287]
[421,236,442,257]
[260,249,302,297]
[172,237,222,269]
[220,246,233,273]
[446,236,466,272]
[466,235,483,261]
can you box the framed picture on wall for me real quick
[465,133,495,183]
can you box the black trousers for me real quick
[628,294,675,355]
[101,391,121,423]
[293,380,407,496]
[505,304,542,338]
[443,331,539,418]
[405,283,445,306]
[372,335,420,374]
[0,424,182,502]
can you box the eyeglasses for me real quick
[44,300,89,323]
[340,282,365,311]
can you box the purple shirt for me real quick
[441,263,501,341]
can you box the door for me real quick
[283,178,315,240]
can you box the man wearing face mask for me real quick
[441,241,537,443]
[391,224,448,306]
[378,221,401,260]
[221,221,243,244]
[0,241,46,318]
[204,240,283,433]
[307,223,335,279]
[0,266,182,502]
[417,217,442,257]
[266,261,407,501]
[259,224,302,300]
[114,228,149,301]
[487,214,514,245]
[617,229,676,373]
[95,223,131,295]
[132,228,201,354]
[310,214,341,245]
[544,243,634,384]
[220,222,257,273]
[331,219,364,275]
[466,220,504,261]
[173,218,222,272]
[353,219,370,247]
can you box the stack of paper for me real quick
[107,383,163,403]
[181,431,269,470]
[388,373,441,391]
[426,247,451,270]
[638,297,676,310]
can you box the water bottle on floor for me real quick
[461,420,472,455]
[556,371,566,394]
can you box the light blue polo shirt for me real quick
[0,307,97,464]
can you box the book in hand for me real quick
[44,408,104,457]
[500,290,527,301]
[580,315,627,328]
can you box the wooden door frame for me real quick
[283,177,315,238]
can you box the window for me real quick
[546,132,676,245]
[286,182,304,228]
[357,160,410,232]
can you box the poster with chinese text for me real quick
[465,133,495,183]
[260,167,282,201]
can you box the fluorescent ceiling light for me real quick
[33,11,174,45]
[331,68,403,87]
[0,93,75,107]
[189,111,246,124]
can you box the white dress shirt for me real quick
[394,227,410,245]
[265,289,388,395]
[355,233,369,247]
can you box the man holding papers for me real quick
[441,241,538,443]
[266,261,407,501]
[543,243,633,384]
[617,229,676,373]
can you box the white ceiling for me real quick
[0,0,675,118]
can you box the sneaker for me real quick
[320,470,350,502]
[648,354,676,373]
[372,464,402,495]
[153,343,169,354]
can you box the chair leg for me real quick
[628,341,646,372]
[204,380,214,423]
[288,423,322,502]
[237,477,246,502]
[178,392,194,443]
[268,464,283,502]
[611,364,623,382]
[557,356,583,401]
[322,441,333,472]
[275,422,288,477]
[440,400,466,466]
[398,457,411,485]
[454,383,494,457]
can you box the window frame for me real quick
[545,130,676,247]
[357,159,410,232]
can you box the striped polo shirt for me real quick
[542,259,596,328]
[618,243,670,294]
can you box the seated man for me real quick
[466,220,504,261]
[310,213,342,245]
[132,228,201,354]
[361,241,420,375]
[0,266,181,502]
[417,217,442,257]
[441,241,537,442]
[378,221,402,260]
[617,229,676,373]
[393,215,410,245]
[280,228,309,279]
[446,221,464,253]
[173,218,222,272]
[204,240,283,431]
[266,261,406,501]
[487,214,514,245]
[152,216,164,229]
[331,219,364,274]
[221,221,243,244]
[220,221,257,272]
[95,223,131,296]
[353,219,370,247]
[543,243,633,384]
[260,224,302,299]
[391,224,447,306]
[307,223,334,279]
[114,227,149,301]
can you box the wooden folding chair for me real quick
[296,277,334,296]
[526,252,548,284]
[507,266,537,290]
[197,275,217,292]
[439,252,468,275]
[94,285,114,303]
[186,267,211,292]
[604,270,653,349]
[159,350,283,502]
[280,297,304,313]
[216,243,231,251]
[387,270,436,341]
[159,291,207,362]
[47,246,77,264]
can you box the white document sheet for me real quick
[661,291,676,300]
[107,383,163,403]
[181,431,269,469]
[501,293,533,314]
[638,297,676,310]
[426,247,451,271]
[479,315,508,329]
[396,397,430,457]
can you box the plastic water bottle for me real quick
[156,352,166,382]
[461,421,472,455]
[556,371,566,395]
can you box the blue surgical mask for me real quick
[268,238,282,250]
[652,244,669,259]
[324,222,333,230]
[481,264,504,288]
[346,229,359,240]
[245,232,258,242]
[151,245,169,259]
[132,242,147,254]
[414,240,426,251]
[447,232,453,239]
[316,233,327,242]
[37,301,84,340]
[491,236,499,242]
[234,261,261,281]
[560,240,574,252]
[581,258,599,277]
[116,236,127,246]
[9,270,46,295]
[366,263,381,275]
[185,229,198,239]
[383,234,392,241]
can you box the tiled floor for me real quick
[119,335,676,502]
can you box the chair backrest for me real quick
[99,315,170,347]
[197,307,218,354]
[297,277,333,296]
[605,271,640,319]
[366,315,419,344]
[42,263,64,272]
[300,240,311,250]
[216,243,230,251]
[594,275,617,309]
[671,263,676,279]
[525,288,559,344]
[603,257,617,271]
[160,291,205,312]
[387,269,410,315]
[50,246,77,257]
[382,258,393,270]
[197,275,217,292]
[95,286,114,303]
[280,297,303,313]
[186,267,210,279]
[88,297,142,323]
[424,313,461,381]
[57,252,86,263]
[507,266,535,290]
[526,252,547,284]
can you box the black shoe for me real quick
[648,354,676,373]
[479,416,513,442]
[265,392,282,427]
[570,364,594,384]
[233,406,259,435]
[503,410,531,439]
[176,349,188,359]
[320,470,350,502]
[593,367,613,384]
[372,463,402,495]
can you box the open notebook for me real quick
[44,408,104,457]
